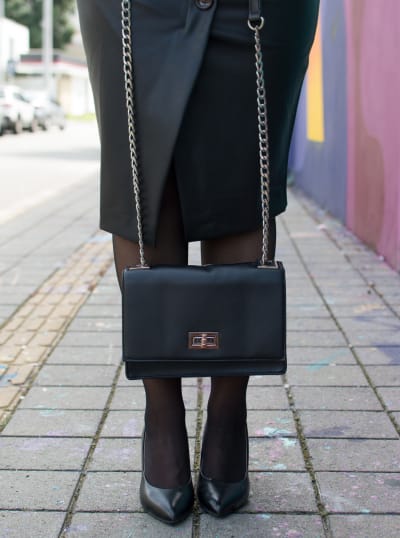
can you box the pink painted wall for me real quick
[345,0,400,269]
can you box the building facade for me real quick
[0,17,30,80]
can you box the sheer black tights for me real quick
[200,220,276,482]
[112,171,276,487]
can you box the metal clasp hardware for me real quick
[188,332,219,350]
[257,260,278,269]
[126,264,150,270]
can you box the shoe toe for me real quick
[140,476,194,525]
[197,472,249,517]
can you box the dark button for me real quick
[196,0,213,10]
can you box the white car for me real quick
[24,90,66,131]
[0,85,39,134]
[0,104,5,136]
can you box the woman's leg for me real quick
[200,219,276,482]
[113,169,190,489]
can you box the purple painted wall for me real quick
[291,0,348,222]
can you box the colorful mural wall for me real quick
[291,0,400,270]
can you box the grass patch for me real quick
[66,113,96,122]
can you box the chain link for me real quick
[121,1,271,266]
[250,18,272,265]
[121,0,147,267]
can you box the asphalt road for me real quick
[0,120,100,224]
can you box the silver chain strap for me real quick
[121,0,147,267]
[248,16,272,266]
[121,1,272,267]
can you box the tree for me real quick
[5,0,75,50]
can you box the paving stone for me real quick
[59,331,121,347]
[5,364,37,386]
[0,386,19,408]
[286,365,368,386]
[34,364,117,386]
[376,387,400,411]
[92,284,119,294]
[390,412,400,425]
[109,386,197,411]
[87,438,140,472]
[355,347,400,366]
[0,511,65,538]
[346,332,400,347]
[324,294,384,307]
[317,472,400,513]
[249,437,305,471]
[0,437,91,470]
[287,347,356,365]
[101,410,198,438]
[329,515,400,538]
[339,317,400,333]
[88,437,196,471]
[77,304,121,318]
[19,386,110,410]
[65,512,192,537]
[286,305,330,318]
[0,305,17,319]
[75,471,141,512]
[0,293,30,305]
[286,295,323,306]
[247,375,285,386]
[300,410,398,439]
[287,331,347,347]
[319,283,372,293]
[200,514,324,538]
[85,294,120,305]
[0,470,78,510]
[364,366,400,386]
[243,411,296,438]
[116,369,147,387]
[47,346,121,365]
[245,386,289,410]
[240,472,317,513]
[329,304,391,318]
[287,318,338,331]
[2,409,102,437]
[291,387,381,410]
[307,439,400,472]
[68,317,120,332]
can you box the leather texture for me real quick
[140,432,194,524]
[248,0,261,22]
[122,261,286,379]
[197,473,250,517]
[196,424,250,517]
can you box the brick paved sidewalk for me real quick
[0,187,399,538]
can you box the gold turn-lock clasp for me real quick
[188,332,219,350]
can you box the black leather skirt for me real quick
[77,0,319,246]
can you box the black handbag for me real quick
[121,0,287,379]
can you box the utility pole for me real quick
[42,0,53,94]
[0,0,5,83]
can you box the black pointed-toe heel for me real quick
[140,431,194,525]
[196,425,250,518]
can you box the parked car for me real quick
[0,85,39,134]
[0,104,5,136]
[24,90,66,131]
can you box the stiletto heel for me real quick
[196,424,250,517]
[140,431,194,525]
